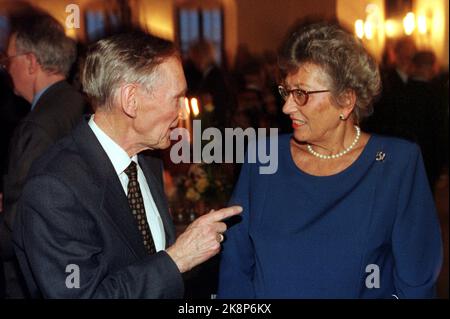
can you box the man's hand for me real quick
[166,205,242,273]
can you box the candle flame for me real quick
[355,20,364,39]
[190,98,200,117]
[403,12,415,36]
[417,15,427,34]
[184,97,191,115]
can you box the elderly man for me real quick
[0,10,86,298]
[12,31,241,298]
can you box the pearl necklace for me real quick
[307,125,361,160]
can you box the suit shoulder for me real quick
[34,82,86,118]
[13,119,51,139]
[28,134,89,182]
[25,84,86,141]
[55,84,86,107]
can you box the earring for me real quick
[339,114,345,120]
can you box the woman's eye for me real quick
[294,90,304,98]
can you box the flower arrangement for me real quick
[174,163,233,217]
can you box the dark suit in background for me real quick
[362,68,408,136]
[402,78,446,190]
[362,69,446,191]
[13,118,183,298]
[200,65,234,129]
[0,70,29,298]
[0,72,29,191]
[1,80,86,298]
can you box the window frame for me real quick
[175,5,225,67]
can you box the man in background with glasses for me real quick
[0,9,86,298]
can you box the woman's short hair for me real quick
[279,22,381,122]
[81,31,177,110]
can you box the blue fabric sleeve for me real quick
[392,144,443,298]
[217,161,256,298]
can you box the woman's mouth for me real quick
[292,119,306,128]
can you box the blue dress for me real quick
[217,134,443,298]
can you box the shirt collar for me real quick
[30,83,53,111]
[88,115,137,176]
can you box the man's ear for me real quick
[26,53,39,75]
[120,83,139,118]
[337,89,357,118]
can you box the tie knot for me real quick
[124,161,137,180]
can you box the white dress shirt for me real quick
[88,116,166,251]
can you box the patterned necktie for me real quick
[124,161,156,254]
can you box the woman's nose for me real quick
[282,95,297,115]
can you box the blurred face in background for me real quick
[394,38,417,74]
[6,34,34,102]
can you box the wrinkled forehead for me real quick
[152,56,187,95]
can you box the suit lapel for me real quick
[72,118,148,259]
[138,153,176,246]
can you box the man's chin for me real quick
[158,136,171,150]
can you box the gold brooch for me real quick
[375,152,386,161]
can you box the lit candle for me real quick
[184,97,192,141]
[190,98,200,117]
[355,20,364,39]
[417,15,427,34]
[403,12,415,36]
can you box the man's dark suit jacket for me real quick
[13,118,184,298]
[1,80,86,297]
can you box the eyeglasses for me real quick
[0,52,30,69]
[278,85,330,107]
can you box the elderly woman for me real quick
[217,23,442,298]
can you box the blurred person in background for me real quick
[401,50,447,192]
[385,36,417,89]
[186,40,234,129]
[362,37,417,136]
[0,9,87,298]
